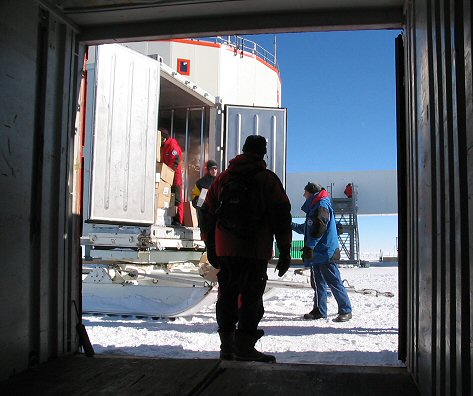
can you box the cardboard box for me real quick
[156,199,170,210]
[156,181,172,209]
[156,130,161,162]
[183,201,199,227]
[156,162,175,185]
[157,180,172,196]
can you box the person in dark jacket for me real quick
[292,182,352,322]
[160,128,184,226]
[200,135,292,363]
[191,160,218,226]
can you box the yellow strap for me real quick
[191,185,201,200]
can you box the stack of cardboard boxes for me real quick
[155,162,175,226]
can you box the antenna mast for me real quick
[273,34,277,66]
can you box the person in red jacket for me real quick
[200,135,292,363]
[160,128,184,225]
[344,183,353,198]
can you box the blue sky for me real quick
[247,30,400,172]
[246,30,401,254]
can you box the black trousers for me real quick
[216,257,268,335]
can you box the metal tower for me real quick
[331,184,361,265]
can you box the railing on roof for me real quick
[192,36,279,70]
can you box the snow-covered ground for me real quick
[84,263,402,367]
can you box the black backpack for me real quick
[215,170,264,239]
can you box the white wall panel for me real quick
[88,44,160,224]
[287,170,397,216]
[172,42,220,97]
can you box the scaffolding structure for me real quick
[331,184,361,266]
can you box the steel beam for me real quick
[78,7,404,44]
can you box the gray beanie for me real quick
[206,160,218,169]
[304,182,323,194]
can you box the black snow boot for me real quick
[332,312,352,322]
[255,329,264,340]
[218,331,235,360]
[234,330,276,363]
[303,307,326,320]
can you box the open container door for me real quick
[85,44,160,225]
[224,105,287,186]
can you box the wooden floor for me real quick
[1,355,420,395]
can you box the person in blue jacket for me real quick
[292,182,352,322]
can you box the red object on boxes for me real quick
[183,201,198,227]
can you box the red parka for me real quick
[201,154,292,261]
[161,137,183,186]
[344,183,353,198]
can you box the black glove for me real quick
[300,246,313,263]
[276,252,291,277]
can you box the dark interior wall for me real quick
[403,0,472,394]
[0,0,82,380]
[0,1,40,379]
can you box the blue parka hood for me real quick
[293,190,340,266]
